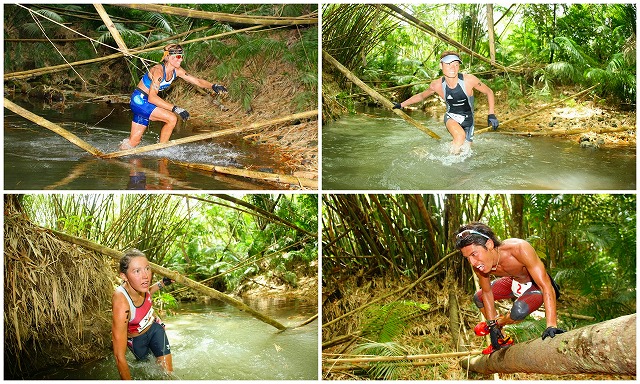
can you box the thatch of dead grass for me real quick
[4,209,114,378]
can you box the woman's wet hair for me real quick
[119,248,147,273]
[454,222,502,249]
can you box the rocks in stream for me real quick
[579,133,605,149]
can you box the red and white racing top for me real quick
[116,285,155,334]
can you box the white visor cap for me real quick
[440,54,462,64]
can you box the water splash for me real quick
[414,141,473,166]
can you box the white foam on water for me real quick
[414,141,473,166]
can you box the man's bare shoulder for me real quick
[501,238,532,252]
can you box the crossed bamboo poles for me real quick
[4,98,318,188]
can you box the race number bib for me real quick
[511,280,533,298]
[136,307,155,333]
[447,112,466,124]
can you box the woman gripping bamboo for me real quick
[120,43,228,149]
[112,249,175,379]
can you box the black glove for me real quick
[212,84,228,94]
[172,106,190,121]
[488,320,503,351]
[488,114,499,130]
[392,102,402,110]
[162,277,173,287]
[541,327,566,340]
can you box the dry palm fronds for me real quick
[4,201,114,378]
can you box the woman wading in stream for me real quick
[120,43,228,149]
[112,249,174,379]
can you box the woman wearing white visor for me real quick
[394,51,498,154]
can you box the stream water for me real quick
[32,298,318,380]
[322,108,636,190]
[4,97,285,190]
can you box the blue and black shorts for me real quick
[127,321,171,360]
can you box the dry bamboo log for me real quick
[504,125,633,137]
[4,25,265,80]
[94,4,130,55]
[325,350,482,364]
[384,5,510,72]
[46,227,288,331]
[293,314,318,328]
[172,160,318,189]
[101,110,318,158]
[323,50,441,140]
[4,98,105,157]
[213,194,317,238]
[117,4,318,25]
[476,84,600,135]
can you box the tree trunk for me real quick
[460,314,636,375]
[46,228,288,331]
[486,4,496,64]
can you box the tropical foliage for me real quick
[5,4,318,111]
[21,193,318,293]
[322,194,635,379]
[323,4,636,105]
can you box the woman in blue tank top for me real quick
[394,51,499,154]
[120,43,229,150]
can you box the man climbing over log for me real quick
[393,51,499,154]
[120,43,228,149]
[454,222,565,354]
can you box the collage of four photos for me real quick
[3,3,637,380]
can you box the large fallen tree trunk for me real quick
[460,313,636,375]
[323,50,441,140]
[46,228,288,331]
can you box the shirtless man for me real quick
[455,222,565,354]
[393,51,498,154]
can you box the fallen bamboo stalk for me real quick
[4,98,105,157]
[5,25,265,80]
[46,227,288,331]
[94,4,130,56]
[503,125,632,137]
[293,314,318,328]
[384,5,510,72]
[324,350,483,364]
[323,50,441,140]
[117,4,318,25]
[101,110,318,158]
[476,83,600,135]
[172,160,318,189]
